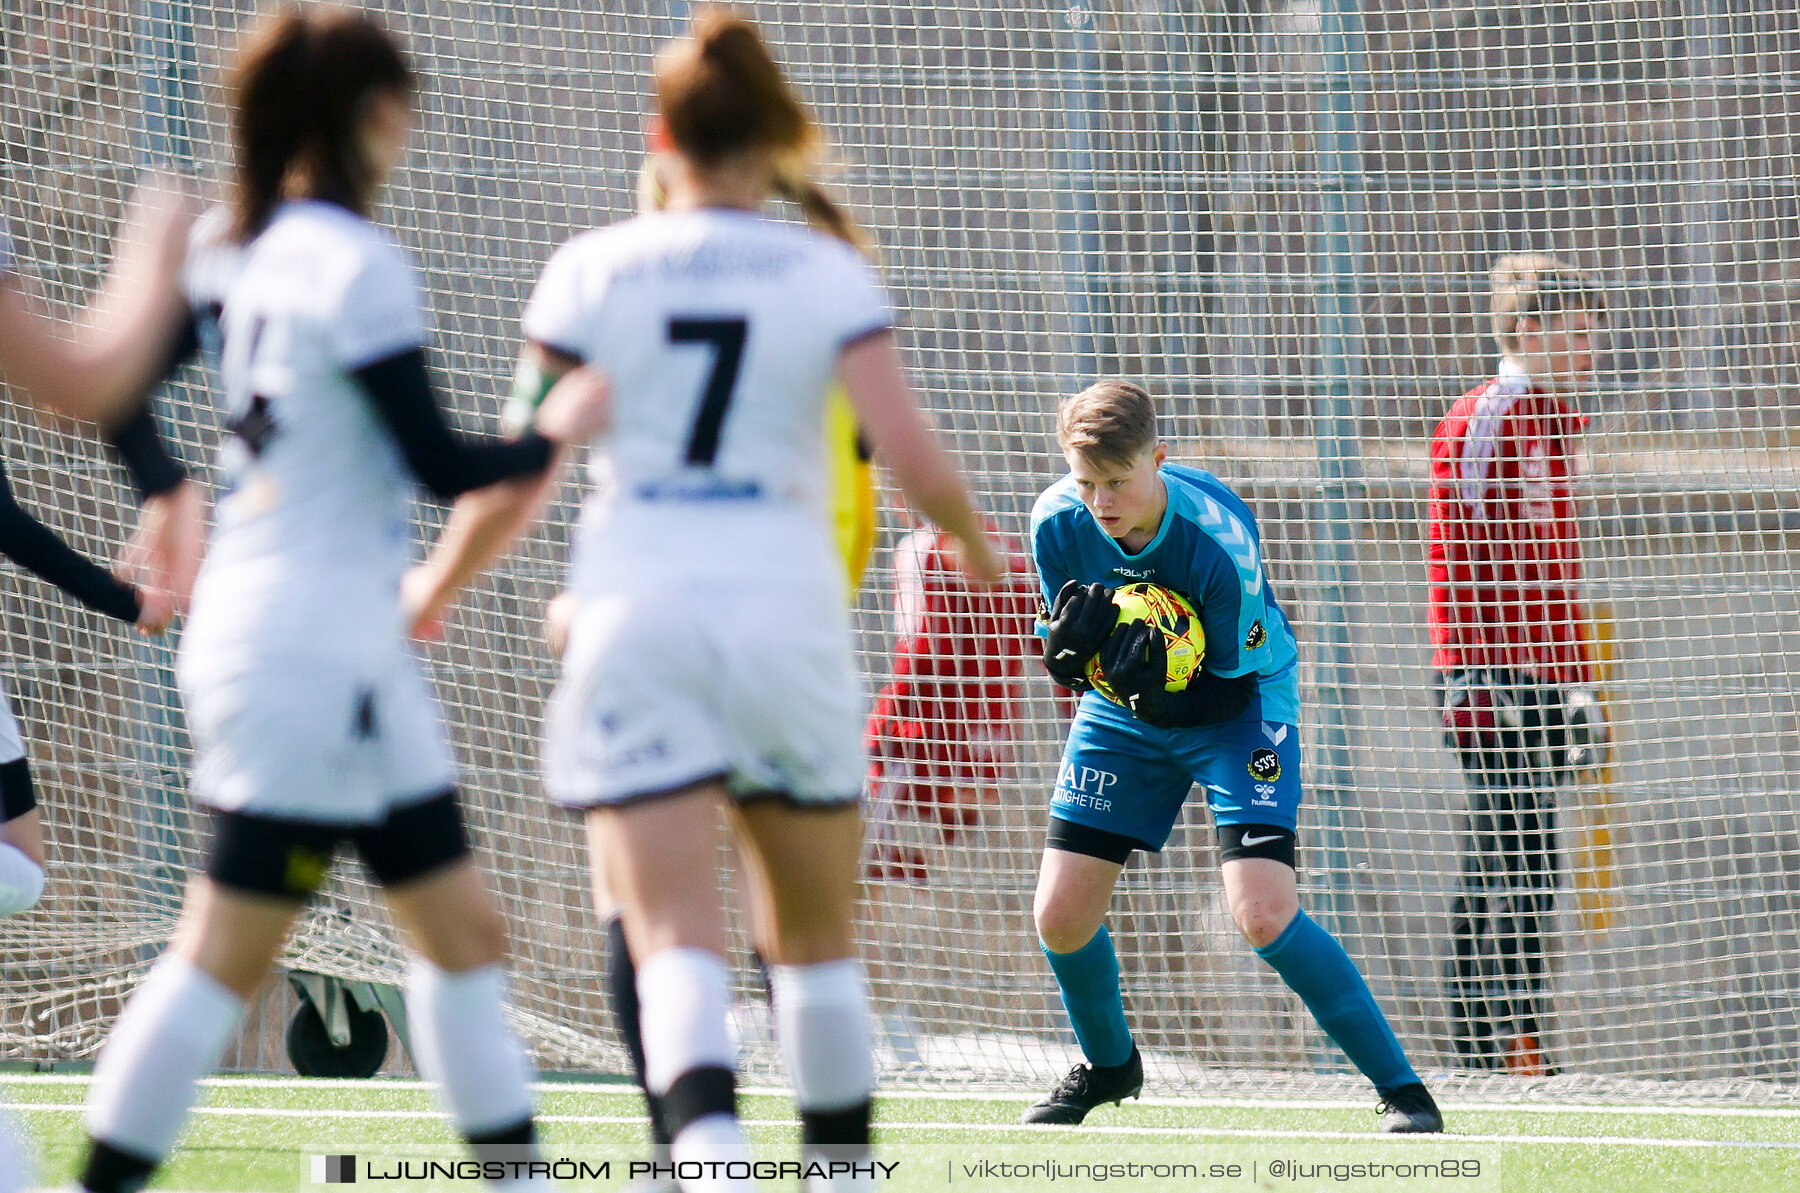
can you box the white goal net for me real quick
[3,0,1799,1102]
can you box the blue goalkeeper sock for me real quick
[1254,910,1418,1091]
[1042,926,1134,1068]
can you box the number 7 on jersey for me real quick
[669,317,747,466]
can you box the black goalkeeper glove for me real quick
[1096,619,1173,720]
[1041,579,1116,692]
[1097,619,1258,729]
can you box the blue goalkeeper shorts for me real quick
[1050,688,1303,850]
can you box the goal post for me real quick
[2,1,1799,1100]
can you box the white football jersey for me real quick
[181,204,243,359]
[522,208,891,593]
[185,200,425,658]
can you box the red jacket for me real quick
[866,526,1038,791]
[1427,366,1593,686]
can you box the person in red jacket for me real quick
[864,524,1038,883]
[1427,254,1610,1075]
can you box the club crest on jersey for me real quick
[1248,747,1281,783]
[1245,620,1266,649]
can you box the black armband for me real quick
[103,403,187,499]
[353,348,555,502]
[0,462,141,624]
[98,313,198,500]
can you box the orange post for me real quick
[1572,603,1620,934]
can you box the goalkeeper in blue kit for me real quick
[1025,379,1441,1132]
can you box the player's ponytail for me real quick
[657,5,872,255]
[770,163,871,257]
[228,11,309,241]
[227,7,415,242]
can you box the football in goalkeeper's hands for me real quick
[1085,582,1204,699]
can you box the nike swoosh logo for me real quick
[1241,832,1283,847]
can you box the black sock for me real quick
[467,1116,536,1164]
[801,1098,873,1155]
[79,1139,159,1193]
[663,1065,738,1138]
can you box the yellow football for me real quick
[1084,582,1204,700]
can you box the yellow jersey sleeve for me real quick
[825,386,876,595]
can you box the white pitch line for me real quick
[931,1122,1800,1151]
[5,1073,1799,1119]
[738,1085,1800,1120]
[11,1102,1799,1150]
[756,1089,1800,1121]
[12,1103,645,1124]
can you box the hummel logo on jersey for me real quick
[1248,747,1281,783]
[1245,620,1266,649]
[1240,832,1283,848]
[1261,723,1289,745]
[1196,495,1263,595]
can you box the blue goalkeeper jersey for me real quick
[1030,462,1301,724]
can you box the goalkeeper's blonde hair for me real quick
[1489,254,1607,352]
[1058,379,1158,471]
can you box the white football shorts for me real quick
[179,646,456,824]
[544,577,863,808]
